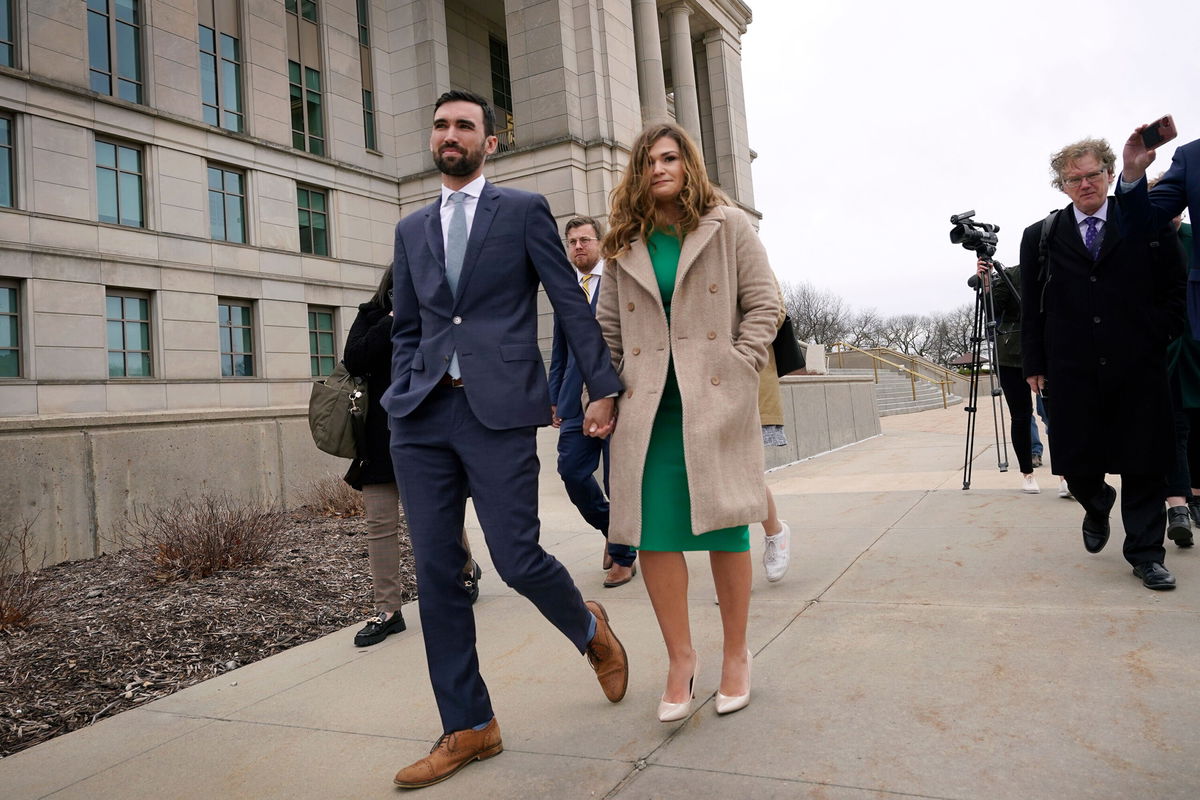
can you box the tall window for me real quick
[286,0,324,155]
[308,307,335,376]
[288,61,324,155]
[106,291,151,377]
[96,139,143,228]
[357,0,376,151]
[87,0,144,103]
[218,299,254,377]
[489,36,513,113]
[0,0,14,67]
[0,113,12,208]
[0,282,18,378]
[208,164,245,242]
[198,1,244,132]
[297,186,328,256]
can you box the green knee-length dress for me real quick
[637,230,750,553]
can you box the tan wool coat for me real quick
[597,205,782,547]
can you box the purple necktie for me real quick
[1084,216,1102,260]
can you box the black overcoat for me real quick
[343,299,397,487]
[1019,199,1186,475]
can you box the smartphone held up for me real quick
[1141,114,1178,150]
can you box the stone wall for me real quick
[765,374,880,470]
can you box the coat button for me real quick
[1090,276,1097,282]
[452,315,462,324]
[711,376,720,385]
[1093,316,1101,323]
[626,390,634,398]
[709,283,718,293]
[627,302,635,311]
[1099,358,1107,365]
[707,331,717,340]
[632,347,640,355]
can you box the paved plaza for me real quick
[3,404,1198,799]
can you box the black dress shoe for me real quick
[460,561,482,605]
[1081,484,1117,554]
[1167,506,1195,548]
[1132,561,1176,590]
[354,610,406,647]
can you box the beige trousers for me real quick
[361,482,477,614]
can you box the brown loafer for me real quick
[602,563,636,588]
[393,718,503,789]
[584,600,628,702]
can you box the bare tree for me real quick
[782,281,851,345]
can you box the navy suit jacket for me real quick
[547,269,601,423]
[381,181,622,430]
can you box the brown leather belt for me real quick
[437,375,464,387]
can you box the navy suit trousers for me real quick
[556,419,636,567]
[390,385,593,733]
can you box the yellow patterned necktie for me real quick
[580,273,593,302]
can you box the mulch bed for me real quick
[0,510,415,759]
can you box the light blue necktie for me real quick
[1084,216,1102,260]
[445,192,467,378]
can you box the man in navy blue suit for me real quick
[382,91,627,790]
[548,216,638,588]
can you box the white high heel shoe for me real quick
[657,658,698,723]
[715,649,752,715]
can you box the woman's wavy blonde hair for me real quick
[601,122,729,259]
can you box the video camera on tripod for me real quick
[948,210,1013,489]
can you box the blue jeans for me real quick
[1030,394,1049,457]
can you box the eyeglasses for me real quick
[1062,170,1108,188]
[566,236,597,248]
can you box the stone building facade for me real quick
[0,0,757,564]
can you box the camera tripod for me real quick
[961,256,1021,490]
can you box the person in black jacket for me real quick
[343,268,481,646]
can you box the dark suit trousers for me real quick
[556,419,636,567]
[1067,473,1167,566]
[390,385,593,733]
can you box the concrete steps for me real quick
[828,367,964,416]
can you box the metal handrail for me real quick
[828,342,954,408]
[858,345,964,384]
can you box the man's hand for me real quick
[550,404,562,429]
[583,397,616,439]
[1120,125,1156,184]
[975,258,990,288]
[1027,375,1045,395]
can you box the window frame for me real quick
[198,14,245,133]
[95,137,145,229]
[105,289,153,378]
[207,162,247,243]
[296,184,330,257]
[0,0,15,69]
[217,297,255,378]
[0,110,14,209]
[87,0,145,104]
[0,278,21,379]
[307,305,336,377]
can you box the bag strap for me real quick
[1037,209,1061,313]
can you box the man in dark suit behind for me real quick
[549,215,638,588]
[1020,137,1186,592]
[382,91,627,789]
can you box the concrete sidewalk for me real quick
[4,405,1199,799]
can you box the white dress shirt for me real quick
[575,259,604,301]
[1072,198,1109,239]
[439,174,487,253]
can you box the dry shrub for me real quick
[299,475,364,518]
[0,515,47,632]
[126,494,288,581]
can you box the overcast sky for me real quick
[740,0,1198,317]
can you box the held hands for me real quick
[1026,375,1045,395]
[583,396,616,439]
[1121,125,1156,184]
[550,404,562,429]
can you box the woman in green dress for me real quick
[596,123,780,721]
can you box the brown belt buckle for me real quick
[438,375,464,388]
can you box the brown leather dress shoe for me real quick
[584,600,629,702]
[393,718,503,789]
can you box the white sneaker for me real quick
[1021,474,1040,494]
[763,522,791,582]
[1058,479,1073,499]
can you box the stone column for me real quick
[663,4,701,145]
[703,27,754,207]
[631,0,668,123]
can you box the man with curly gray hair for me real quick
[1019,136,1187,591]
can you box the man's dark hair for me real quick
[434,90,496,138]
[564,215,604,238]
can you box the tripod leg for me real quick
[962,287,984,489]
